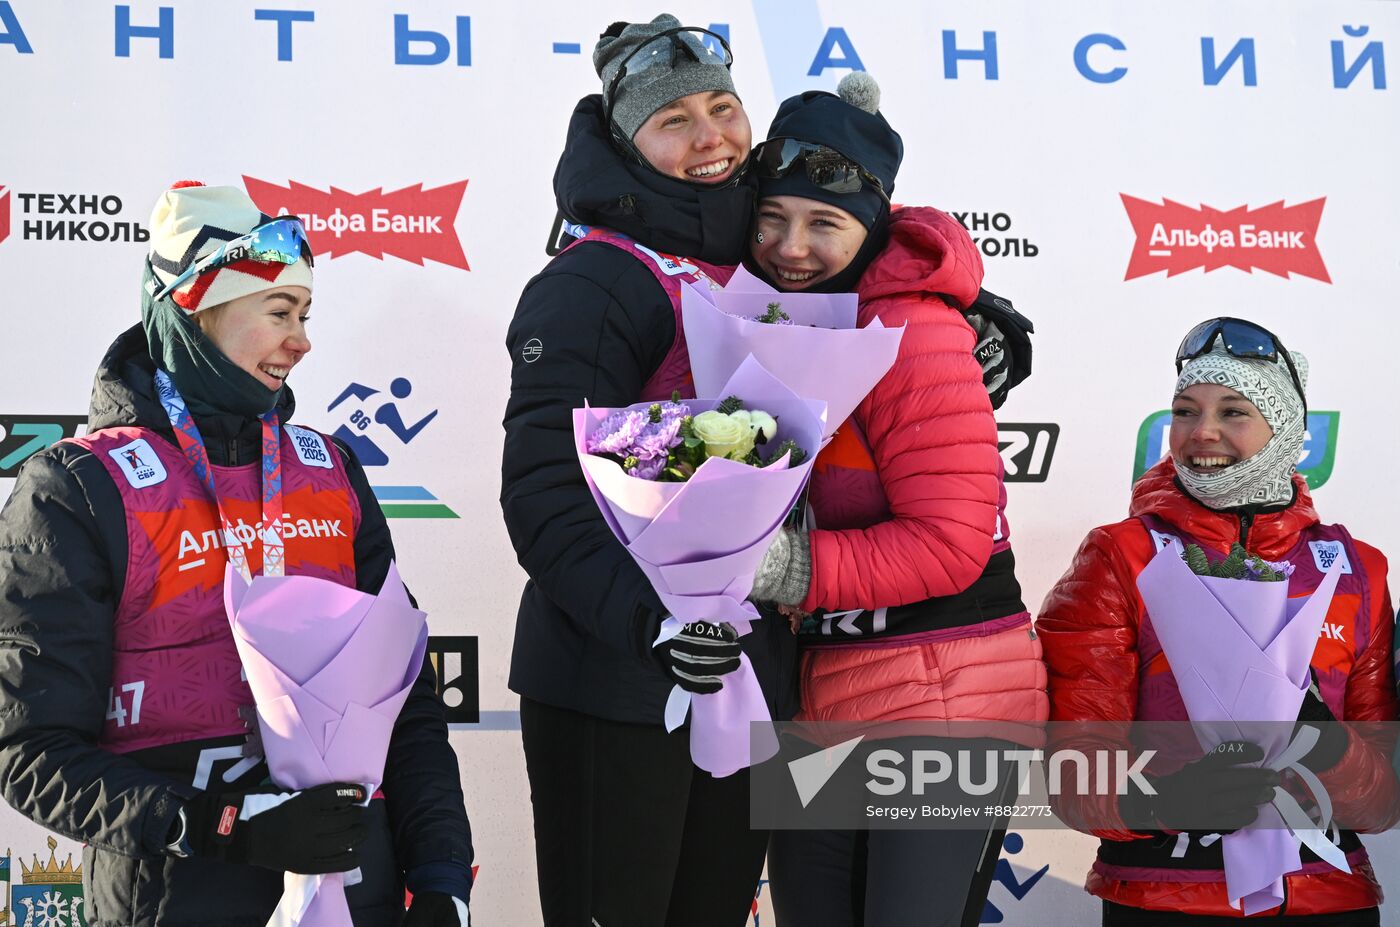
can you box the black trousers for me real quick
[520,697,769,927]
[766,737,1017,927]
[768,826,999,927]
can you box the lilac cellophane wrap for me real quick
[680,267,903,441]
[224,561,429,927]
[1135,546,1346,914]
[574,355,826,776]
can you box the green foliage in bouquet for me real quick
[756,301,792,324]
[716,395,744,415]
[661,410,707,481]
[759,438,807,468]
[1181,543,1290,582]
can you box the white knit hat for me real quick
[1172,342,1309,508]
[147,181,312,313]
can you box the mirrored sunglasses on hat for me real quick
[753,137,890,206]
[1175,316,1307,414]
[603,26,734,133]
[154,217,313,302]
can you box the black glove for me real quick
[655,621,741,694]
[404,892,470,926]
[175,782,368,874]
[1294,667,1349,773]
[1120,741,1279,833]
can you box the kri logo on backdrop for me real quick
[1121,196,1329,283]
[1133,410,1340,489]
[0,184,10,245]
[0,415,87,479]
[243,177,469,270]
[998,424,1058,483]
[327,378,458,518]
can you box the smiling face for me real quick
[196,286,312,391]
[1169,383,1274,474]
[631,90,751,184]
[751,195,869,290]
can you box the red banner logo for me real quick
[1121,195,1329,283]
[243,177,469,270]
[0,187,10,245]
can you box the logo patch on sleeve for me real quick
[285,425,335,470]
[1309,540,1352,575]
[107,438,168,488]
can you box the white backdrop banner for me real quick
[2,1,1398,925]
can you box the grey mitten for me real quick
[965,311,1011,402]
[750,527,811,605]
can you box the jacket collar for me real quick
[1129,457,1317,555]
[856,206,984,311]
[553,95,756,265]
[88,323,297,466]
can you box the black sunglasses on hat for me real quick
[602,26,734,136]
[753,137,890,206]
[1175,317,1307,415]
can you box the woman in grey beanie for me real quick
[501,14,789,927]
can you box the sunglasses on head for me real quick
[753,137,890,206]
[154,217,313,302]
[603,26,734,136]
[1175,317,1307,415]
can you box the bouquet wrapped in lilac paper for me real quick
[1136,542,1346,915]
[224,562,428,927]
[586,393,806,483]
[574,355,826,776]
[680,265,903,441]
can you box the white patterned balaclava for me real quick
[1172,342,1309,509]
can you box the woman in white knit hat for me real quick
[1039,317,1398,925]
[0,181,474,927]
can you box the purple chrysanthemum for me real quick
[634,415,684,460]
[656,400,690,421]
[587,410,648,455]
[627,456,667,480]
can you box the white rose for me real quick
[724,411,758,460]
[692,410,751,461]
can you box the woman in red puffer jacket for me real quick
[746,73,1047,927]
[1038,317,1398,925]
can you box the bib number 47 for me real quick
[106,680,145,727]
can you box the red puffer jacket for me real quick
[1038,458,1399,918]
[796,207,1046,728]
[801,206,998,612]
